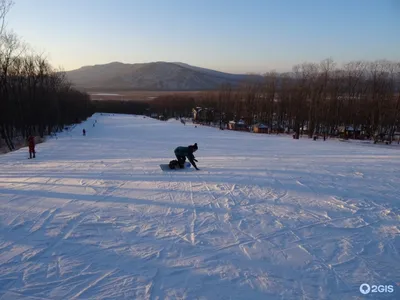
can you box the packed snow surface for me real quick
[0,114,399,299]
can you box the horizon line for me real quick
[64,58,400,75]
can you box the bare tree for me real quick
[186,58,399,144]
[0,0,13,36]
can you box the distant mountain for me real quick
[65,61,263,91]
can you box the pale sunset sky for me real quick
[5,0,400,73]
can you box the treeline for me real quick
[149,95,195,117]
[91,96,195,119]
[151,59,400,142]
[0,0,94,151]
[92,100,149,115]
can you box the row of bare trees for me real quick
[0,0,93,151]
[149,95,195,118]
[92,100,149,115]
[188,59,399,142]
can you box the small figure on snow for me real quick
[28,135,35,159]
[174,143,200,170]
[83,129,86,136]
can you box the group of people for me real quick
[25,123,201,170]
[26,137,201,169]
[83,119,97,136]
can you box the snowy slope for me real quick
[0,114,399,299]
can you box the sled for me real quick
[160,162,191,171]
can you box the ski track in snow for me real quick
[0,114,399,299]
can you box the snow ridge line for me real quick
[189,181,197,246]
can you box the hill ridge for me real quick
[66,61,263,91]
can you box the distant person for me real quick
[28,135,35,159]
[83,129,86,136]
[174,143,199,170]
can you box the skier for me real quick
[27,135,35,159]
[83,129,86,136]
[174,143,199,170]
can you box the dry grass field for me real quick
[88,90,210,101]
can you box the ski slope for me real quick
[0,113,399,299]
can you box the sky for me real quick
[5,0,400,74]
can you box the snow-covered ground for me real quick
[0,113,399,299]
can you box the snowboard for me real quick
[160,162,191,171]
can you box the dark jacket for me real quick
[174,146,198,169]
[28,136,35,150]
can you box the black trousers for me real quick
[175,154,186,166]
[29,148,35,159]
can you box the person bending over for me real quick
[174,143,199,170]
